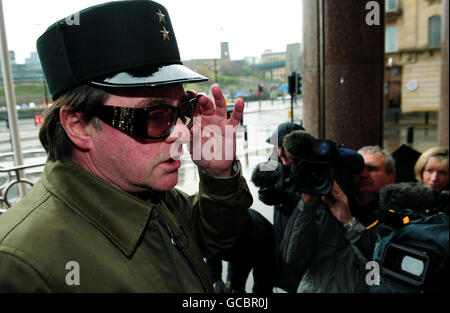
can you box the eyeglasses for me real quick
[95,97,198,139]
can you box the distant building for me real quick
[0,51,44,84]
[286,43,302,75]
[254,44,301,84]
[257,49,286,82]
[183,42,301,89]
[221,42,231,61]
[244,56,258,65]
[385,0,442,112]
[25,52,41,66]
[9,51,16,65]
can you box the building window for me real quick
[385,0,399,12]
[428,15,441,49]
[386,25,398,53]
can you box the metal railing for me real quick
[0,149,46,212]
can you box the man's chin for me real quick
[357,182,372,190]
[154,173,179,191]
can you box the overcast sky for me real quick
[2,0,303,63]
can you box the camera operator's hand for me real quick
[301,193,320,204]
[321,180,353,226]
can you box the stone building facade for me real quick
[385,0,443,112]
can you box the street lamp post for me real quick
[0,0,26,198]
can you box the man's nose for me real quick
[360,167,369,177]
[165,117,190,144]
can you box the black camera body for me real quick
[283,130,364,196]
[251,161,301,208]
[293,139,339,195]
[371,184,449,293]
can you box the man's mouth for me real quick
[359,180,371,186]
[163,154,182,163]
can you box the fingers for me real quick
[211,85,227,117]
[197,86,224,116]
[197,93,215,116]
[229,98,245,127]
[330,180,345,200]
[302,193,320,204]
[194,86,244,126]
[322,181,345,206]
[186,90,198,99]
[321,195,332,207]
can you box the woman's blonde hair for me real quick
[414,147,449,183]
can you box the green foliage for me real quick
[0,83,49,107]
[221,76,237,85]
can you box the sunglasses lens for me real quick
[147,108,176,137]
[180,99,197,128]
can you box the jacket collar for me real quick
[41,160,156,257]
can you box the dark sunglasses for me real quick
[95,97,198,139]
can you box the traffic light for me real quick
[288,72,302,96]
[297,73,302,95]
[258,85,263,93]
[288,72,296,95]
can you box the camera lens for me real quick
[305,167,328,189]
[295,160,334,195]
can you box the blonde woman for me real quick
[414,147,449,191]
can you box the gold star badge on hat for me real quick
[156,9,166,23]
[160,26,170,40]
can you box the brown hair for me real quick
[39,85,108,161]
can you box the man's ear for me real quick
[391,173,397,184]
[59,105,93,150]
[388,173,397,185]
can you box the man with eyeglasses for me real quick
[0,1,252,292]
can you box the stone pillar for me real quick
[438,0,449,147]
[302,0,384,150]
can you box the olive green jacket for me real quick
[0,160,252,292]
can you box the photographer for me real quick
[262,122,304,239]
[280,133,395,292]
[251,122,303,292]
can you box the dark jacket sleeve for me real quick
[345,223,380,263]
[205,256,223,283]
[280,200,320,279]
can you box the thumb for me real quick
[321,195,332,208]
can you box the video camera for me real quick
[283,130,364,195]
[251,161,300,208]
[372,183,449,293]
